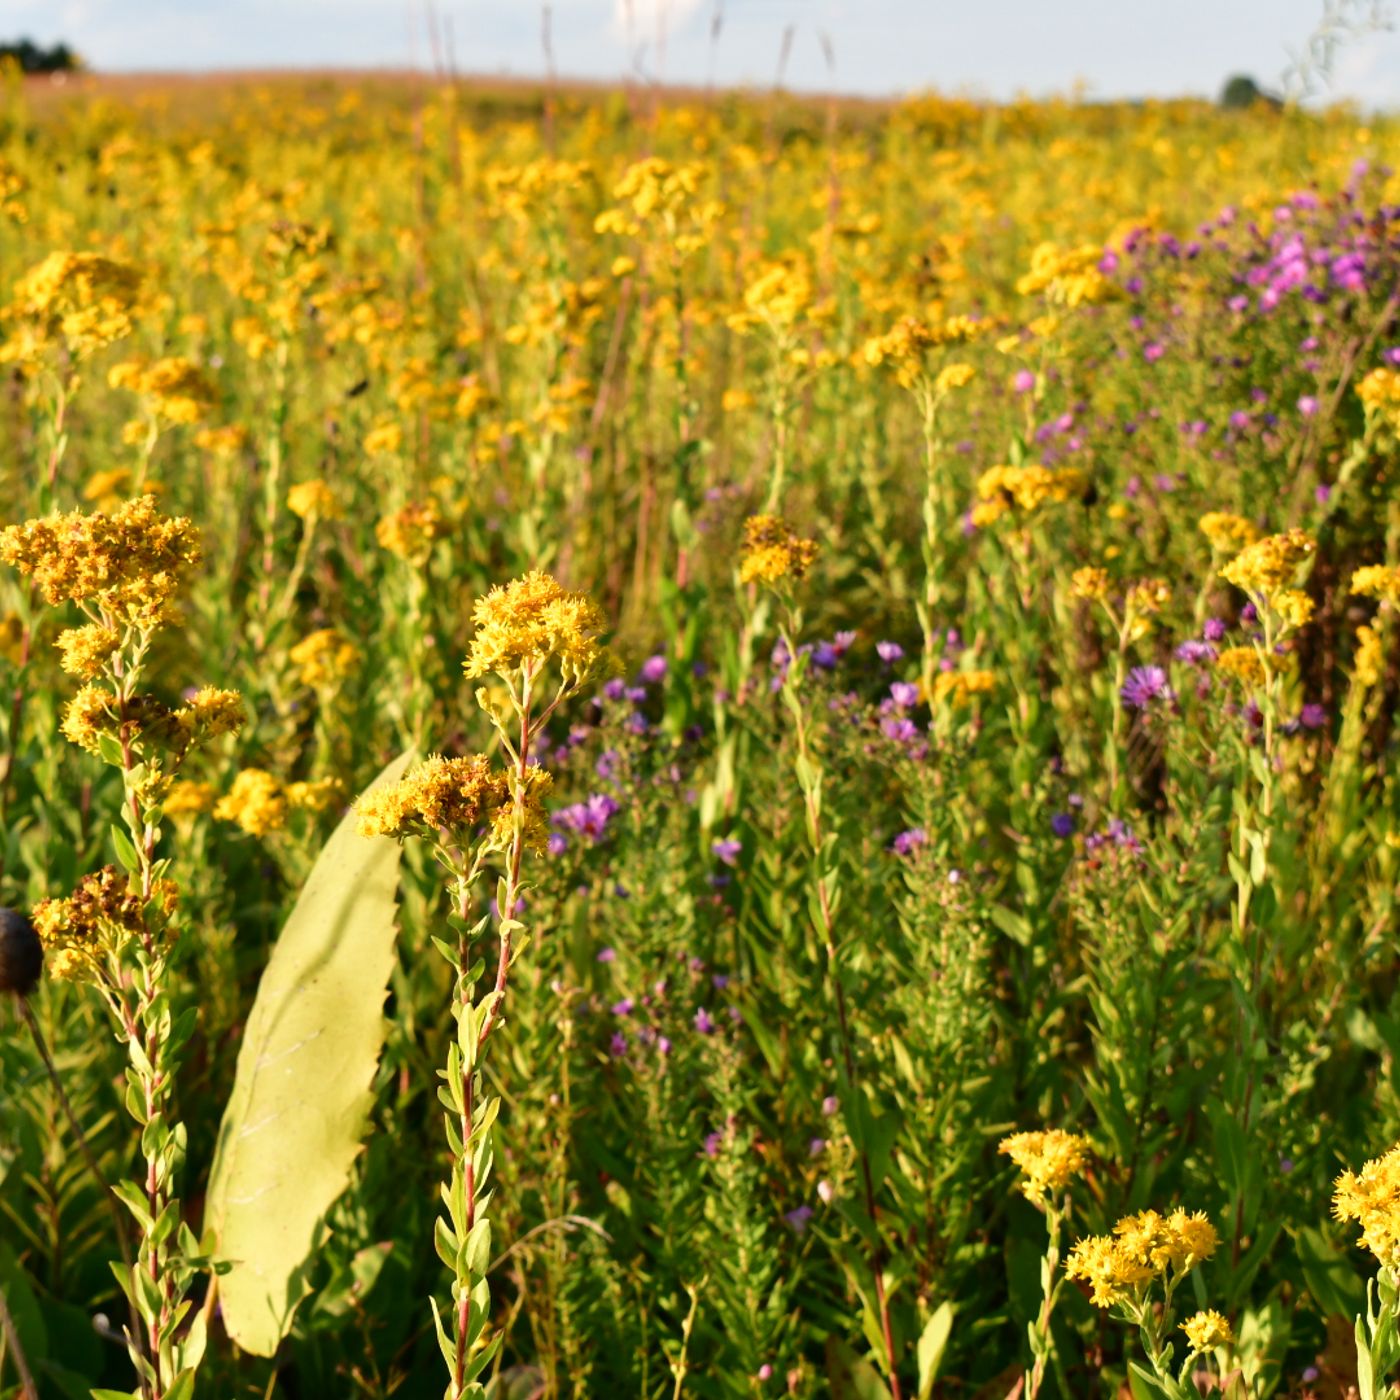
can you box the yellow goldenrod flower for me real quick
[1067,1207,1217,1309]
[1199,511,1259,554]
[998,1129,1091,1197]
[55,623,121,679]
[1355,624,1385,688]
[31,866,176,983]
[162,780,216,820]
[464,570,608,684]
[285,778,344,814]
[289,629,361,689]
[0,495,200,628]
[1352,565,1400,603]
[1335,1139,1400,1268]
[1220,528,1315,596]
[2,250,143,361]
[1181,1309,1233,1352]
[738,516,819,587]
[355,753,532,847]
[1215,646,1267,686]
[287,479,342,521]
[376,500,446,563]
[215,768,287,837]
[931,669,996,706]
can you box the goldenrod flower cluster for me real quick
[356,753,549,853]
[1357,366,1400,431]
[464,571,607,684]
[376,500,446,563]
[998,1129,1091,1197]
[1065,1208,1218,1308]
[1214,646,1267,686]
[287,479,342,521]
[862,314,982,388]
[931,669,996,706]
[732,256,814,332]
[738,516,820,587]
[1355,624,1385,688]
[214,767,339,836]
[1334,1139,1400,1269]
[1220,528,1315,598]
[596,158,722,254]
[972,463,1085,527]
[1352,565,1400,604]
[1199,511,1259,555]
[1071,566,1111,601]
[32,865,177,983]
[1,250,143,362]
[290,629,361,690]
[108,356,218,424]
[1016,242,1116,307]
[1181,1309,1233,1352]
[0,496,200,628]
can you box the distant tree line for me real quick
[0,38,81,73]
[1219,74,1284,109]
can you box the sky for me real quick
[8,0,1400,105]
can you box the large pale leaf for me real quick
[204,750,412,1356]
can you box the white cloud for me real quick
[610,0,707,42]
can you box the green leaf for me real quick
[203,750,413,1356]
[110,821,140,874]
[915,1301,955,1400]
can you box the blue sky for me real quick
[10,0,1400,103]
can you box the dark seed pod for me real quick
[0,908,43,996]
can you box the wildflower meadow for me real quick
[1,61,1400,1400]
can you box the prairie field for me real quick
[2,67,1400,1400]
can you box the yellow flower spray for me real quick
[1,496,245,1400]
[357,569,607,1399]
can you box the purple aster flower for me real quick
[596,946,617,963]
[1121,665,1172,710]
[822,1095,840,1115]
[1300,703,1327,729]
[889,681,920,709]
[1143,341,1165,363]
[1050,812,1075,839]
[784,1205,814,1235]
[1174,639,1217,665]
[609,1032,628,1057]
[1298,394,1319,417]
[890,828,927,857]
[657,1036,672,1055]
[808,1137,826,1157]
[876,640,904,664]
[1315,483,1332,505]
[881,717,919,744]
[547,832,568,856]
[640,653,668,683]
[712,838,742,867]
[812,641,839,670]
[611,998,634,1016]
[702,1131,723,1158]
[1203,617,1227,642]
[603,677,627,701]
[1012,369,1036,394]
[694,1007,715,1035]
